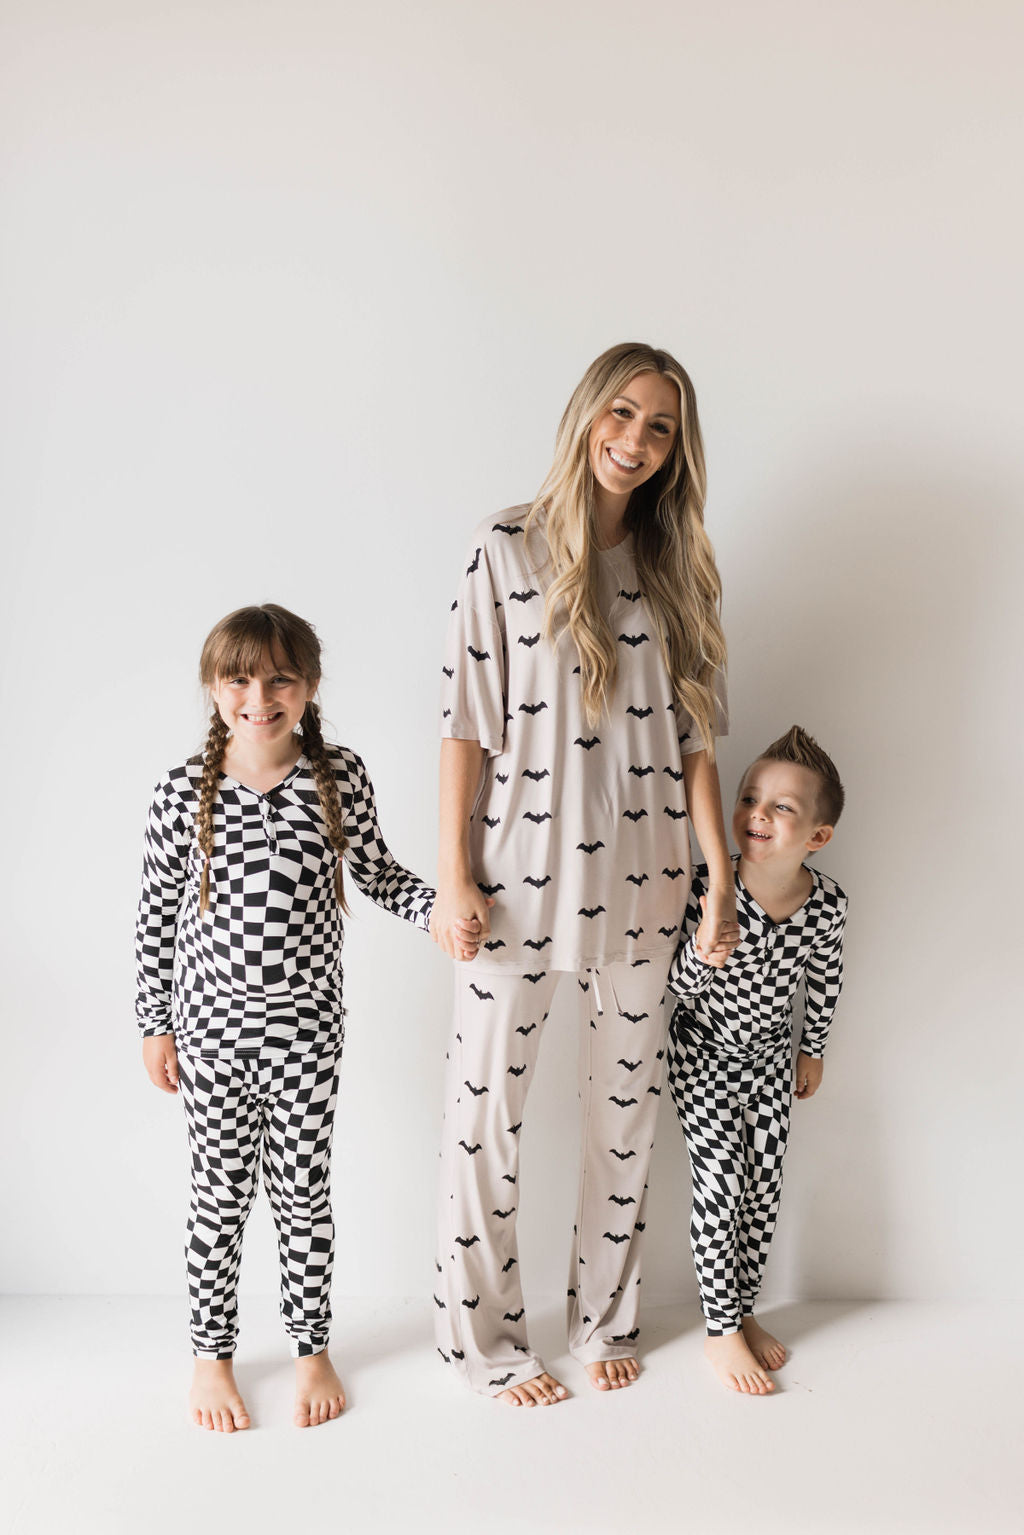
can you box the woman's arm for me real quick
[431,737,495,960]
[681,748,739,967]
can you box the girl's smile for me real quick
[210,649,315,758]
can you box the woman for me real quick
[431,342,738,1405]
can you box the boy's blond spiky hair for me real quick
[758,725,844,826]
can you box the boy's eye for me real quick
[777,804,792,813]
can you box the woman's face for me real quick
[587,371,681,510]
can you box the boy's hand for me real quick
[795,1052,823,1099]
[694,891,741,969]
[143,1035,179,1094]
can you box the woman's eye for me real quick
[651,422,670,436]
[612,407,632,419]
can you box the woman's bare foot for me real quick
[704,1333,775,1394]
[741,1315,786,1370]
[294,1349,346,1427]
[496,1372,569,1407]
[585,1358,639,1391]
[189,1359,251,1432]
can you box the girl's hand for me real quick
[694,889,740,969]
[143,1035,179,1094]
[430,881,495,962]
[452,915,485,963]
[795,1052,823,1099]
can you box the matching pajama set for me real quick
[665,856,847,1335]
[435,507,728,1394]
[135,746,434,1359]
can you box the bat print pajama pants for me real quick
[666,1035,792,1336]
[178,1050,341,1359]
[435,956,672,1395]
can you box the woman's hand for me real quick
[143,1035,179,1094]
[694,888,740,969]
[430,881,495,962]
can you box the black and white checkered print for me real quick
[666,855,847,1061]
[666,1037,791,1334]
[136,744,435,1056]
[178,1051,340,1358]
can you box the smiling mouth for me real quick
[607,446,641,471]
[746,829,771,841]
[241,712,283,724]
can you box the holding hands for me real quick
[694,887,741,969]
[430,878,494,963]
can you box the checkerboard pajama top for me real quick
[135,745,435,1057]
[441,507,728,971]
[667,856,848,1062]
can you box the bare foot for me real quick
[704,1333,775,1394]
[496,1372,569,1407]
[189,1359,251,1432]
[742,1315,786,1370]
[294,1349,346,1427]
[585,1358,640,1391]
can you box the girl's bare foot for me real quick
[189,1359,251,1432]
[585,1357,639,1391]
[741,1315,786,1370]
[704,1333,775,1394]
[294,1349,346,1427]
[496,1372,569,1406]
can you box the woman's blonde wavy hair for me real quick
[524,342,726,755]
[194,604,349,917]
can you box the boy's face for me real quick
[733,759,833,867]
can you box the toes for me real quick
[294,1405,311,1427]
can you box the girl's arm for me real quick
[432,737,495,960]
[339,750,439,932]
[136,779,190,1091]
[681,749,739,968]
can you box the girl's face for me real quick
[210,647,316,751]
[587,371,680,510]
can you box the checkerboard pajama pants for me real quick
[178,1050,340,1359]
[435,958,671,1396]
[666,1036,792,1335]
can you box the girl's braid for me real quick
[195,710,229,916]
[301,701,350,913]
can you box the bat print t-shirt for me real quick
[441,507,728,972]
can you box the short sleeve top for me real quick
[441,507,728,972]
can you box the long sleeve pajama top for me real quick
[667,855,847,1065]
[440,507,728,972]
[135,745,435,1058]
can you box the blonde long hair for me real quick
[194,604,349,916]
[524,342,726,753]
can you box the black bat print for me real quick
[609,1148,636,1161]
[603,1232,629,1244]
[489,1373,513,1387]
[433,1295,446,1308]
[516,1022,537,1036]
[467,645,490,662]
[617,1059,641,1072]
[456,1235,480,1248]
[435,1261,442,1273]
[625,872,649,887]
[663,807,687,819]
[658,925,677,938]
[442,666,454,678]
[438,1348,450,1363]
[452,1349,465,1360]
[451,599,458,612]
[496,772,509,783]
[626,705,654,718]
[523,875,552,889]
[522,973,546,984]
[508,1064,526,1077]
[628,764,654,777]
[462,1295,481,1309]
[510,587,538,602]
[622,1010,648,1023]
[578,979,589,991]
[662,867,684,879]
[494,522,524,535]
[633,958,650,966]
[521,768,549,781]
[608,1194,636,1206]
[508,1122,522,1135]
[518,633,541,648]
[459,1140,482,1155]
[519,701,548,715]
[663,766,684,781]
[577,841,605,854]
[618,588,641,601]
[523,935,552,949]
[502,1173,517,1184]
[469,986,494,1002]
[442,709,451,718]
[635,1221,646,1232]
[578,905,606,919]
[647,1086,661,1096]
[502,1257,518,1272]
[567,1288,577,1298]
[505,711,514,724]
[618,633,650,647]
[523,811,552,823]
[625,927,644,939]
[464,1080,489,1097]
[478,882,505,895]
[492,1208,515,1219]
[656,1049,664,1060]
[574,735,601,749]
[483,939,506,951]
[466,547,481,575]
[481,815,501,828]
[610,1096,638,1108]
[623,808,647,822]
[612,1328,639,1343]
[494,599,503,609]
[503,1310,525,1323]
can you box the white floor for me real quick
[0,1297,1019,1535]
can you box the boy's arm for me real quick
[666,883,720,1000]
[799,903,847,1058]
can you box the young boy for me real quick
[666,725,847,1395]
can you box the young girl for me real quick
[430,342,739,1405]
[137,604,476,1432]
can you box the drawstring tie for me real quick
[585,966,623,1019]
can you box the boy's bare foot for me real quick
[585,1358,639,1391]
[704,1333,775,1394]
[742,1315,786,1370]
[294,1349,346,1427]
[496,1372,569,1407]
[189,1359,251,1432]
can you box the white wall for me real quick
[2,0,1020,1307]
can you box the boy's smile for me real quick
[733,760,833,867]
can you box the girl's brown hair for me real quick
[194,604,349,916]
